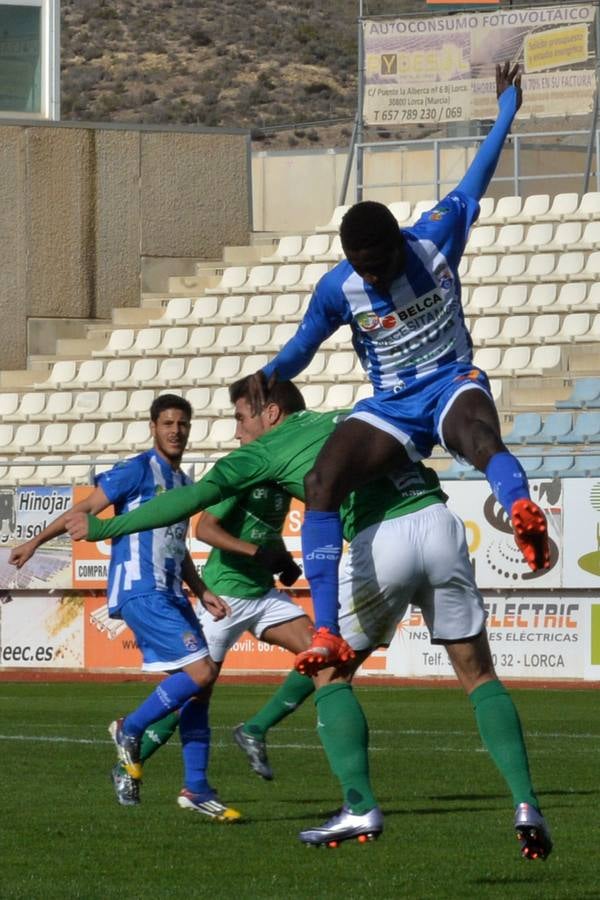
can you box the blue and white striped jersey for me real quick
[263,190,479,392]
[96,449,192,616]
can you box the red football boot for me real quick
[511,498,550,572]
[295,627,356,676]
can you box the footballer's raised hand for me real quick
[496,60,522,110]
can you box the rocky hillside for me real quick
[60,0,422,149]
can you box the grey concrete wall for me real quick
[0,121,251,370]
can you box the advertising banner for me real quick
[362,4,596,126]
[0,485,72,589]
[0,592,84,668]
[562,478,600,587]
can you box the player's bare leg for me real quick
[442,389,550,572]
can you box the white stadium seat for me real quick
[315,204,350,233]
[260,234,303,264]
[205,266,247,295]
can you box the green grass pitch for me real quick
[0,681,597,899]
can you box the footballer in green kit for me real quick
[65,379,552,859]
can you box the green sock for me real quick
[314,682,377,815]
[244,669,314,739]
[470,679,539,809]
[140,711,179,764]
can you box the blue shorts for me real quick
[120,591,209,673]
[348,361,492,461]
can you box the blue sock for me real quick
[485,451,530,515]
[124,671,199,737]
[179,697,212,795]
[302,510,343,634]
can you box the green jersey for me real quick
[87,410,447,543]
[201,485,291,598]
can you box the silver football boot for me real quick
[110,762,140,806]
[514,803,553,860]
[108,718,142,780]
[299,805,383,847]
[233,723,274,780]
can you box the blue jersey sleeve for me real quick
[263,273,348,380]
[96,456,145,510]
[410,192,479,270]
[456,85,519,202]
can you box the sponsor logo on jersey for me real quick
[436,266,454,290]
[381,312,400,329]
[182,631,200,652]
[429,206,449,221]
[356,311,380,332]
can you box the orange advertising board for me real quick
[71,486,113,589]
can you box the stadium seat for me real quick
[465,225,496,254]
[293,234,331,261]
[463,284,499,315]
[471,316,501,346]
[125,390,155,420]
[271,293,303,319]
[520,253,555,283]
[532,412,574,444]
[184,387,212,416]
[572,250,600,281]
[519,455,544,475]
[316,350,358,382]
[38,423,70,454]
[130,328,163,356]
[496,284,528,313]
[513,194,550,223]
[36,392,73,421]
[485,195,522,224]
[527,314,560,344]
[302,352,327,381]
[323,383,356,409]
[12,424,43,454]
[547,220,583,251]
[67,422,98,454]
[260,235,303,263]
[126,357,160,387]
[162,327,191,355]
[92,421,126,453]
[178,297,220,323]
[0,424,15,453]
[180,356,214,384]
[205,266,247,295]
[563,312,592,342]
[493,223,524,252]
[565,412,600,444]
[537,192,579,221]
[95,358,131,389]
[241,264,276,293]
[93,328,135,357]
[440,458,482,480]
[571,454,600,476]
[322,324,353,352]
[540,454,575,477]
[245,294,274,321]
[388,201,412,225]
[270,264,303,293]
[315,234,343,262]
[203,419,238,450]
[115,421,151,452]
[472,347,503,375]
[463,254,497,284]
[0,393,19,419]
[503,413,543,444]
[543,251,585,283]
[148,297,193,326]
[210,295,246,325]
[496,253,527,282]
[10,392,46,421]
[301,384,325,409]
[187,420,210,449]
[575,220,600,250]
[556,378,600,409]
[494,315,531,345]
[571,191,600,220]
[188,326,218,354]
[33,360,78,390]
[554,281,589,312]
[354,382,372,403]
[477,196,495,223]
[298,262,329,292]
[315,204,350,233]
[521,222,553,252]
[243,323,274,352]
[209,355,243,385]
[529,344,562,375]
[527,283,558,312]
[574,312,600,342]
[203,386,232,417]
[71,359,106,389]
[237,354,270,379]
[93,391,126,420]
[496,346,533,376]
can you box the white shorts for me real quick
[339,504,486,651]
[197,588,306,663]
